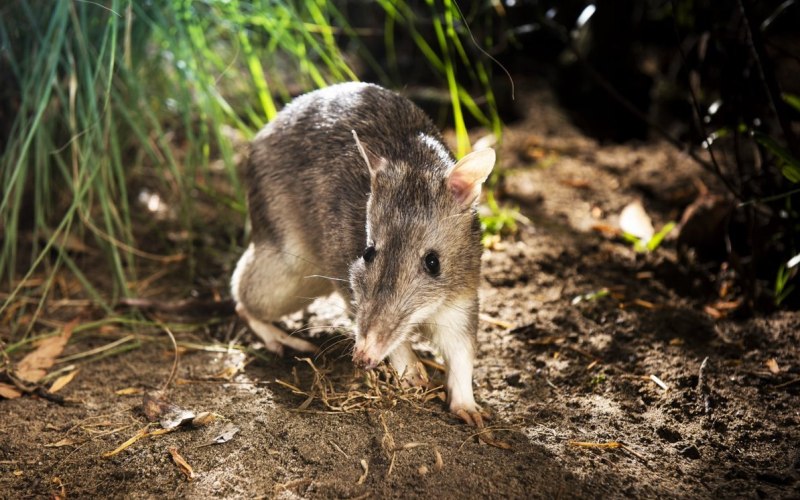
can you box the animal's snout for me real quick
[353,333,383,370]
[352,349,378,370]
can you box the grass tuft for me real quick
[1,0,502,337]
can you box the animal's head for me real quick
[348,130,495,369]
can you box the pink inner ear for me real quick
[448,174,474,205]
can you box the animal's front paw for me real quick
[451,402,510,449]
[450,402,491,428]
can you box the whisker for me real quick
[316,329,354,349]
[287,324,347,336]
[304,274,349,283]
[272,249,328,273]
[316,336,355,361]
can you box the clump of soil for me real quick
[1,85,799,498]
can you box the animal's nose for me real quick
[352,349,377,370]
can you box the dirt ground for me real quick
[2,84,799,499]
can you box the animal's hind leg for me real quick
[235,305,317,355]
[231,242,333,354]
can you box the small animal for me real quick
[231,82,495,426]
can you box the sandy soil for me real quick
[1,85,799,499]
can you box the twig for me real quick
[330,440,349,459]
[57,335,136,363]
[737,0,799,158]
[773,376,800,389]
[160,327,179,394]
[668,0,739,199]
[697,356,712,415]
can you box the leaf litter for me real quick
[16,318,77,383]
[167,446,196,481]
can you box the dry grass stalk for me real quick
[276,357,442,416]
[102,426,174,458]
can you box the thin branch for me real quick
[668,0,741,199]
[738,0,800,158]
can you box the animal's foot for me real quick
[238,305,318,355]
[451,403,491,428]
[451,402,509,449]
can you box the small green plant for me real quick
[774,257,798,306]
[588,373,607,389]
[378,0,503,157]
[571,288,610,306]
[621,222,677,253]
[480,191,527,247]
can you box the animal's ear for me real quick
[446,148,496,208]
[352,130,386,179]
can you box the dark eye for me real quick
[423,252,440,276]
[363,245,377,263]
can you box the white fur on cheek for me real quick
[429,299,477,412]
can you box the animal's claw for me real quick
[452,404,491,428]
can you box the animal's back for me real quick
[244,82,446,277]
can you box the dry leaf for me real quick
[142,392,196,429]
[168,446,195,481]
[191,412,218,426]
[766,358,780,374]
[52,476,66,500]
[160,407,196,430]
[115,387,143,396]
[16,319,77,383]
[49,370,79,393]
[0,383,23,399]
[209,422,240,445]
[704,305,723,319]
[142,392,166,421]
[590,223,621,238]
[45,438,76,448]
[619,201,654,241]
